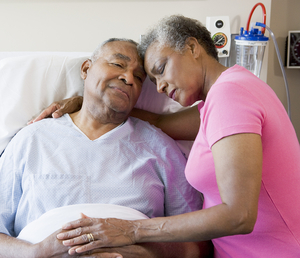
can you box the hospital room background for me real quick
[0,0,299,144]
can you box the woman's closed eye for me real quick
[158,63,166,75]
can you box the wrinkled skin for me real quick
[28,96,83,124]
[36,228,123,258]
[56,217,213,258]
[57,217,136,254]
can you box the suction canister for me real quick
[235,27,269,78]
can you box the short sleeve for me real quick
[202,82,265,148]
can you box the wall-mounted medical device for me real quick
[286,31,300,68]
[206,16,231,58]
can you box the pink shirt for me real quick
[185,65,300,257]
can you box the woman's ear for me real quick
[81,59,92,80]
[185,37,201,58]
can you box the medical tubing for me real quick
[256,22,291,119]
[247,3,266,34]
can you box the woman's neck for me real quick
[202,57,228,99]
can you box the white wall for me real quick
[2,0,298,140]
[6,0,300,140]
[267,0,300,141]
[0,0,272,80]
[0,2,270,46]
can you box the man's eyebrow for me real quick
[112,52,146,77]
[112,53,131,61]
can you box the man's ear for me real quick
[185,37,201,58]
[81,59,92,80]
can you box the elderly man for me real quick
[0,39,206,257]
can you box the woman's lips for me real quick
[169,89,176,100]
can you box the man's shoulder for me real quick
[13,115,68,142]
[127,117,185,152]
[28,115,64,130]
[129,117,172,140]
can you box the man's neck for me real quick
[69,110,125,140]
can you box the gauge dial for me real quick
[288,31,300,68]
[212,32,228,48]
[292,38,300,63]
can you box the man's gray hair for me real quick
[91,38,138,63]
[138,14,218,61]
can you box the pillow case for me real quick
[0,54,87,155]
[0,53,192,156]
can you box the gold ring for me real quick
[87,233,94,243]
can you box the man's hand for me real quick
[0,230,71,258]
[38,228,123,258]
[77,245,161,258]
[28,96,83,124]
[35,228,75,257]
[73,242,213,258]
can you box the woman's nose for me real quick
[157,80,167,94]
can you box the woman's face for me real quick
[144,41,203,107]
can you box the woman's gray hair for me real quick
[138,14,218,61]
[91,38,138,63]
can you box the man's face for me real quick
[81,41,146,118]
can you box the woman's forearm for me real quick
[130,105,200,141]
[134,203,255,244]
[58,201,256,253]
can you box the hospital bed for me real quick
[0,51,194,243]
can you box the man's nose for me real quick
[120,71,134,86]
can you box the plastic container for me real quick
[235,27,269,78]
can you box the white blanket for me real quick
[17,203,148,244]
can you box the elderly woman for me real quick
[36,15,300,257]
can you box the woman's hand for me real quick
[56,215,138,255]
[35,227,123,258]
[28,96,83,124]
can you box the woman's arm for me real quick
[28,96,83,124]
[29,96,200,140]
[57,133,262,248]
[130,105,200,141]
[135,133,262,242]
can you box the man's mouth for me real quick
[111,86,129,99]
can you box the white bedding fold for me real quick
[17,203,148,244]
